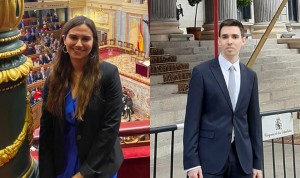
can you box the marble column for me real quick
[219,0,237,20]
[201,0,237,40]
[56,8,66,22]
[298,0,300,22]
[150,0,183,41]
[201,0,214,40]
[252,0,287,39]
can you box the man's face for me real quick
[218,26,245,63]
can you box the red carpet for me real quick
[99,48,123,59]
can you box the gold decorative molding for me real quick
[0,94,33,167]
[70,7,85,18]
[122,135,150,144]
[121,2,148,15]
[86,0,148,15]
[95,9,109,25]
[24,1,69,11]
[96,26,109,32]
[0,44,27,59]
[0,57,33,83]
[21,158,34,178]
[0,33,21,43]
[69,0,86,8]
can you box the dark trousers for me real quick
[202,142,252,178]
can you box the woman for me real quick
[39,16,124,178]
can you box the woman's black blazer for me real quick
[39,61,124,178]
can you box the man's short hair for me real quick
[219,19,244,37]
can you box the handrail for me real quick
[150,108,300,132]
[119,120,150,136]
[150,123,184,134]
[260,107,300,116]
[247,0,288,68]
[33,120,150,142]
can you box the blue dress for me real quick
[56,87,118,178]
[56,89,80,178]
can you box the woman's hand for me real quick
[72,172,84,178]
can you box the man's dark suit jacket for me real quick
[39,61,124,178]
[35,71,43,81]
[28,73,35,84]
[183,58,262,175]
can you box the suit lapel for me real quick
[235,63,247,111]
[210,58,233,110]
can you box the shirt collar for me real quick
[218,53,240,71]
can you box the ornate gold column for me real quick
[150,0,183,41]
[0,0,38,177]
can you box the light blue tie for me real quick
[228,65,236,142]
[228,66,236,110]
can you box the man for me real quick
[40,67,46,80]
[35,70,43,81]
[50,52,56,62]
[19,19,25,29]
[38,55,45,65]
[43,54,51,64]
[27,71,35,84]
[183,19,262,178]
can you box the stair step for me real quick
[240,54,300,65]
[150,62,178,65]
[151,109,186,127]
[177,82,189,93]
[150,94,187,113]
[163,46,214,55]
[169,34,194,41]
[260,93,300,112]
[151,55,177,64]
[163,79,190,84]
[239,49,300,58]
[151,63,190,75]
[150,84,178,97]
[259,75,300,91]
[176,54,214,63]
[151,75,164,85]
[239,43,289,51]
[199,39,279,46]
[151,69,190,75]
[162,71,191,83]
[151,41,201,49]
[277,38,300,44]
[150,48,164,55]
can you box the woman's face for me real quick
[64,24,94,67]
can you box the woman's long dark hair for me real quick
[46,16,102,120]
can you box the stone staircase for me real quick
[150,47,192,93]
[150,38,300,157]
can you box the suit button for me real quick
[76,135,82,140]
